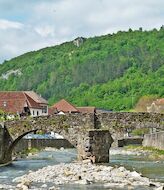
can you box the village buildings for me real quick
[0,91,48,117]
[50,99,96,114]
[0,92,96,118]
[51,99,79,114]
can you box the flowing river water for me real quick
[0,148,164,190]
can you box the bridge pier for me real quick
[0,123,13,165]
[77,129,113,163]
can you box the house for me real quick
[50,99,97,114]
[0,91,48,117]
[51,99,79,113]
[48,107,58,115]
[77,106,96,114]
[147,98,164,113]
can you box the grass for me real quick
[131,128,149,136]
[19,148,40,156]
[124,145,164,160]
[125,145,164,154]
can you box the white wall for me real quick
[29,107,48,117]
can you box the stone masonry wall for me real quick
[5,113,95,146]
[77,129,113,163]
[143,132,164,150]
[97,112,163,131]
[0,123,13,164]
[96,112,164,145]
[14,139,74,153]
[0,124,4,161]
[5,112,164,146]
[2,112,163,164]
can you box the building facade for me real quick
[0,91,48,117]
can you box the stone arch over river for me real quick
[1,112,163,165]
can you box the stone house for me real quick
[0,91,48,117]
[147,98,164,113]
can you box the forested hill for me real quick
[0,28,164,111]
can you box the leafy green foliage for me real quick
[131,128,149,136]
[0,28,164,111]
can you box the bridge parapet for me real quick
[97,112,163,131]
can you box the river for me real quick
[0,148,164,189]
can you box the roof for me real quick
[77,107,96,114]
[52,99,79,113]
[48,107,58,115]
[0,92,27,113]
[24,91,47,104]
[25,94,42,109]
[0,91,47,114]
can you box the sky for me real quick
[0,0,164,63]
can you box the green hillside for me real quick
[0,28,164,111]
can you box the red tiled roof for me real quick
[52,99,79,113]
[77,107,96,114]
[25,94,42,109]
[24,91,47,104]
[0,91,47,114]
[0,92,27,113]
[48,107,58,115]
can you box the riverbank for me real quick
[0,148,164,190]
[13,161,164,190]
[123,145,164,160]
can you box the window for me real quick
[3,101,7,107]
[33,111,35,116]
[42,106,47,113]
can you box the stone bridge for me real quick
[0,112,163,165]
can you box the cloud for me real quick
[35,25,55,38]
[0,19,23,30]
[0,0,164,63]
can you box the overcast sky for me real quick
[0,0,163,63]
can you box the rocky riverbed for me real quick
[12,161,164,190]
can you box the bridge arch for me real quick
[2,113,114,164]
[0,127,38,165]
[7,129,38,159]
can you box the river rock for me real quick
[49,187,60,190]
[41,184,47,188]
[13,162,163,189]
[129,171,141,178]
[16,183,29,190]
[82,159,91,164]
[0,184,15,190]
[75,179,89,185]
[155,186,164,190]
[104,182,127,188]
